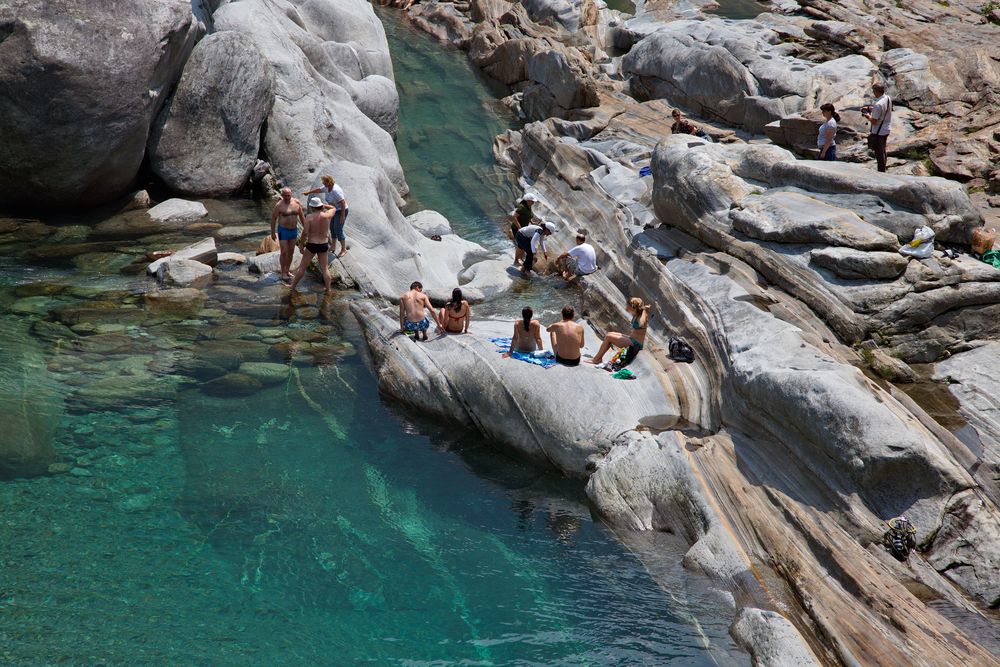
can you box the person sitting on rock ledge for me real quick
[588,297,650,368]
[438,287,470,334]
[671,109,709,140]
[503,307,544,357]
[515,221,556,278]
[270,187,305,281]
[547,306,584,367]
[399,281,435,342]
[303,175,349,257]
[511,193,538,266]
[557,231,598,280]
[288,197,334,292]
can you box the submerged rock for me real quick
[147,199,209,223]
[148,32,275,196]
[0,317,63,478]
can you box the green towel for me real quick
[981,250,1000,269]
[611,368,636,380]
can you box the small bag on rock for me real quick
[971,226,997,256]
[668,336,695,363]
[257,235,279,255]
[898,226,935,259]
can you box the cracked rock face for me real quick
[651,138,999,361]
[0,0,202,208]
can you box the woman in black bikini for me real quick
[289,197,334,292]
[438,287,470,334]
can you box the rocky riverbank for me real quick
[366,0,1000,664]
[4,0,1000,665]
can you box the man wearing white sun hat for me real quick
[514,219,557,277]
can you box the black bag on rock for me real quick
[668,336,695,363]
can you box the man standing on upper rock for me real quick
[862,82,892,173]
[270,187,305,281]
[399,281,436,342]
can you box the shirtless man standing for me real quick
[270,187,305,281]
[289,197,334,292]
[546,306,584,366]
[399,281,436,342]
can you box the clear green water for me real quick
[0,11,745,666]
[384,8,518,251]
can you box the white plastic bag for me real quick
[899,225,935,259]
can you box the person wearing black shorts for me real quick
[289,197,334,292]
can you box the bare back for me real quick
[512,319,542,352]
[401,289,431,322]
[303,210,333,244]
[548,320,584,360]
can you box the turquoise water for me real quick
[0,11,746,666]
[383,8,518,250]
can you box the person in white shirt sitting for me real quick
[558,231,598,280]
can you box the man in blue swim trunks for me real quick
[270,187,305,281]
[399,281,435,342]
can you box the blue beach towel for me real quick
[639,166,652,177]
[488,337,557,369]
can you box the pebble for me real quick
[69,467,92,477]
[47,463,72,475]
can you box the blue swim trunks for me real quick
[404,317,430,332]
[330,208,349,242]
[277,225,297,241]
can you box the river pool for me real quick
[0,8,747,666]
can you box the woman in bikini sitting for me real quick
[289,197,334,292]
[587,297,650,367]
[503,307,543,357]
[438,288,470,334]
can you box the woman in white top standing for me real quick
[303,175,349,257]
[817,103,840,161]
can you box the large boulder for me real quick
[0,0,201,208]
[0,317,63,478]
[214,0,403,191]
[622,19,874,134]
[148,31,275,196]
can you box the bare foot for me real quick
[585,359,602,365]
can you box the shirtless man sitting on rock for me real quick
[270,187,305,281]
[399,281,436,342]
[546,306,584,366]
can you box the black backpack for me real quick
[668,336,694,363]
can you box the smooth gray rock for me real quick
[247,248,303,275]
[214,0,403,191]
[0,0,201,208]
[147,199,208,222]
[352,301,681,475]
[148,31,275,196]
[156,259,213,286]
[407,210,453,238]
[934,343,1000,474]
[147,237,218,275]
[0,317,63,478]
[809,247,909,280]
[731,608,820,667]
[622,19,874,134]
[586,431,749,580]
[732,192,899,250]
